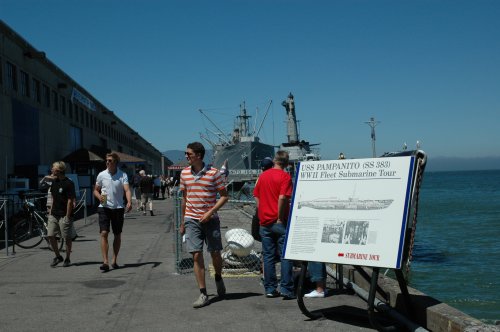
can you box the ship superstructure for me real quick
[200,102,275,186]
[279,93,320,176]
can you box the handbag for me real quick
[251,208,261,242]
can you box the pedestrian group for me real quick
[43,143,326,309]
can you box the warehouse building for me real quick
[0,20,164,197]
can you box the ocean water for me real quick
[409,170,500,324]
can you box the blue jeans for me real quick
[308,261,326,283]
[260,222,294,296]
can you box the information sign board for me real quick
[283,156,416,269]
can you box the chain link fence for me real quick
[173,192,261,276]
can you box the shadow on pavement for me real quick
[121,262,162,268]
[212,291,262,302]
[73,261,104,267]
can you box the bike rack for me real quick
[295,150,428,331]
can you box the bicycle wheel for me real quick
[13,217,44,249]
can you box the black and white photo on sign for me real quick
[321,220,345,244]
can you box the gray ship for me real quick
[199,93,319,188]
[200,102,275,187]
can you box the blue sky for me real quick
[3,0,500,163]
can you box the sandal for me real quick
[99,264,109,271]
[112,263,120,269]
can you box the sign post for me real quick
[284,155,416,269]
[286,151,427,330]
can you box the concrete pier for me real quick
[0,199,496,331]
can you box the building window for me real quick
[75,105,79,122]
[52,91,59,111]
[85,111,89,127]
[32,78,41,103]
[43,84,50,107]
[68,100,73,119]
[20,70,30,97]
[70,126,83,151]
[0,57,3,85]
[60,96,66,115]
[79,107,85,124]
[6,61,17,91]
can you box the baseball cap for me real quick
[260,157,274,170]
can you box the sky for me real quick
[2,0,500,166]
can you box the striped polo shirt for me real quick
[180,163,224,220]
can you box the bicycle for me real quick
[12,199,64,251]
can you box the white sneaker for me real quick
[193,293,209,308]
[304,290,326,298]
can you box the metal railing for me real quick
[0,189,88,256]
[1,198,12,256]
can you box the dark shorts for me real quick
[184,217,222,253]
[98,207,125,234]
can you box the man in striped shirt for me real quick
[179,142,229,308]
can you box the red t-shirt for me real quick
[253,168,293,226]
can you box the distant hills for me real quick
[163,150,500,172]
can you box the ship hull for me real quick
[213,141,274,185]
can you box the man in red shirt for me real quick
[179,142,229,308]
[253,151,295,299]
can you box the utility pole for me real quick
[365,117,380,158]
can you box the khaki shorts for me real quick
[47,215,72,238]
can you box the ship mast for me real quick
[237,102,251,137]
[255,100,273,138]
[281,93,299,144]
[199,109,231,145]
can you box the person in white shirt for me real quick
[93,153,132,271]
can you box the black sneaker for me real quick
[265,290,280,298]
[63,259,71,267]
[150,211,154,216]
[51,256,64,267]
